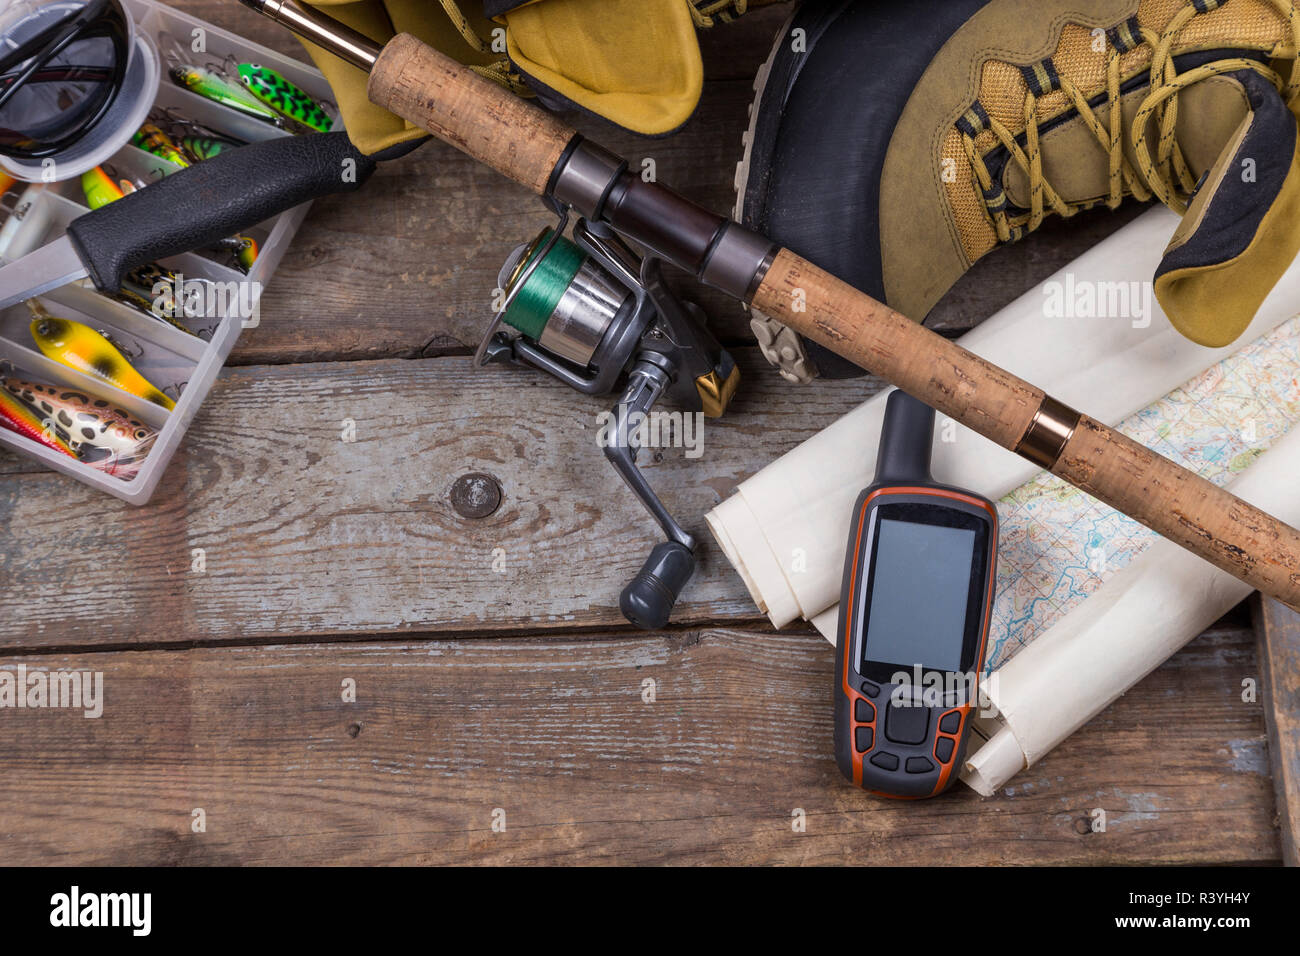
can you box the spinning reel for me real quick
[476,215,740,629]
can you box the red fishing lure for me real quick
[0,389,78,458]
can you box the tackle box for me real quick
[0,0,336,504]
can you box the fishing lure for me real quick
[81,166,124,210]
[131,122,191,169]
[237,63,333,132]
[3,378,156,477]
[180,133,243,163]
[169,63,282,124]
[114,263,219,339]
[27,303,177,411]
[204,235,260,273]
[235,235,259,271]
[0,388,78,459]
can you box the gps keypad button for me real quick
[884,701,930,745]
[869,751,899,771]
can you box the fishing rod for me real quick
[239,0,1300,612]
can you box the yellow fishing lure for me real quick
[28,303,176,411]
[81,166,124,210]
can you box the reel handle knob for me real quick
[620,541,696,630]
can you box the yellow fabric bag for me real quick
[297,0,709,155]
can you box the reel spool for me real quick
[492,227,649,395]
[479,220,740,629]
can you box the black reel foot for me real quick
[620,541,696,629]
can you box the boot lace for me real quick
[437,0,532,96]
[961,0,1300,243]
[689,0,750,28]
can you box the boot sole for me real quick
[733,3,800,224]
[733,3,819,383]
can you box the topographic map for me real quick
[986,314,1300,670]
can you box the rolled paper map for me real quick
[706,206,1300,635]
[962,423,1300,795]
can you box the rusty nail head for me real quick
[450,472,502,518]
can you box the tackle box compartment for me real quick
[0,0,336,504]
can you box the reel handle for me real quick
[620,541,696,630]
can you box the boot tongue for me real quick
[1154,70,1300,347]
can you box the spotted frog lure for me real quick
[237,63,333,132]
[169,63,283,125]
[27,303,177,411]
[0,388,78,459]
[2,379,156,477]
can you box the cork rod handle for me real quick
[751,250,1300,608]
[368,33,575,195]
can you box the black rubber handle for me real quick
[66,132,376,292]
[873,389,935,485]
[620,540,696,630]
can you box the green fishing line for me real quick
[501,230,585,341]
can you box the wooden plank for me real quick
[1251,595,1300,866]
[0,348,881,651]
[0,622,1276,865]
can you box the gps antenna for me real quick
[873,390,935,486]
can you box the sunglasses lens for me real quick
[0,5,123,157]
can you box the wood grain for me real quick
[0,623,1278,865]
[0,348,877,651]
[0,0,1272,867]
[1250,595,1300,866]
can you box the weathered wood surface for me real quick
[0,0,1282,866]
[0,349,877,650]
[0,620,1278,866]
[1251,596,1300,866]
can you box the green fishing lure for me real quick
[180,134,242,163]
[237,63,333,132]
[169,64,281,124]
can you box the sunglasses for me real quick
[0,0,129,159]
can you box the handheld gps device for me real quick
[834,390,998,797]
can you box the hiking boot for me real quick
[738,0,1300,380]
